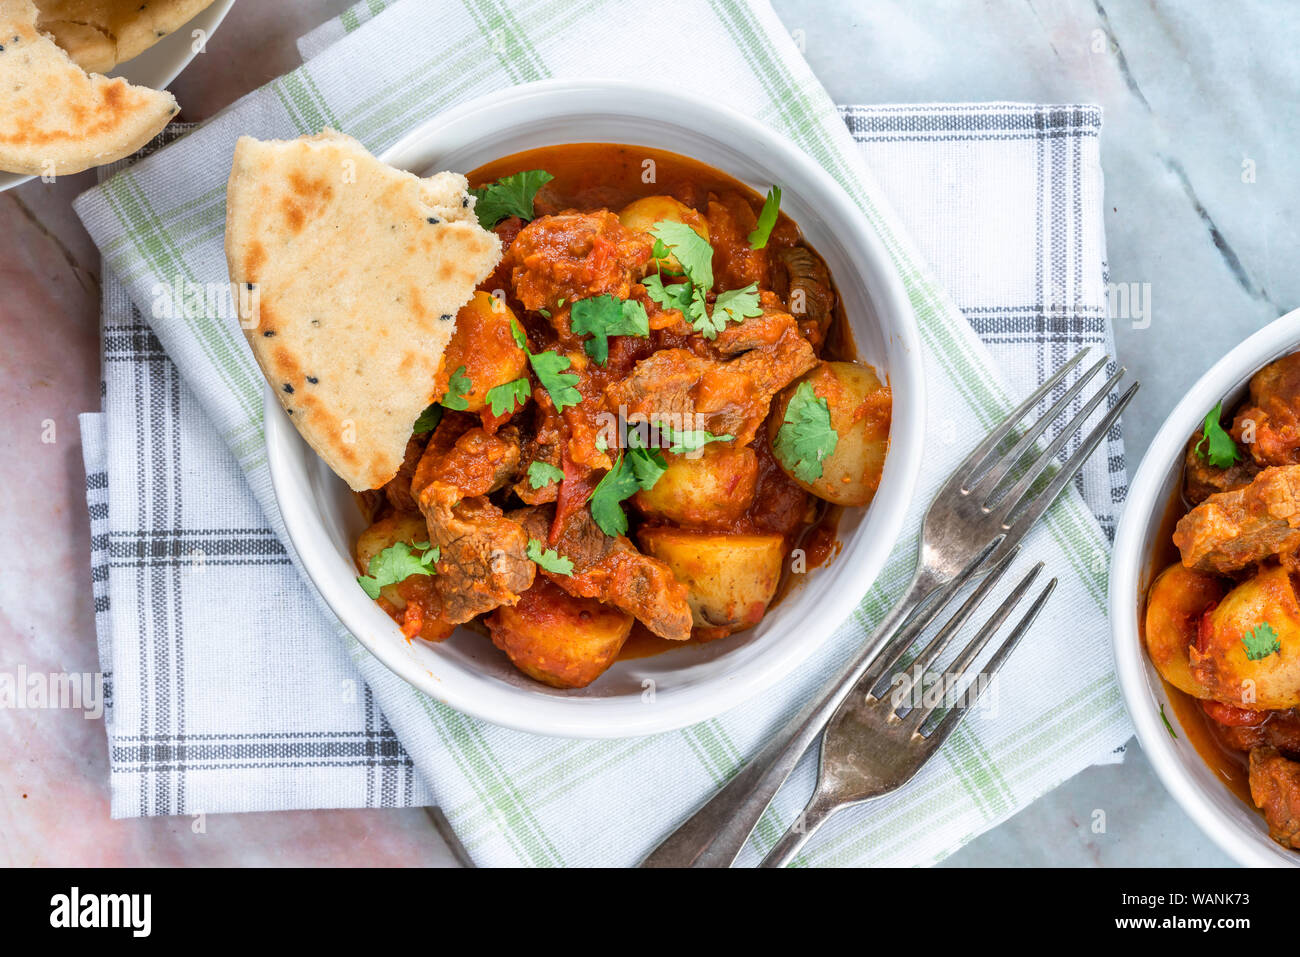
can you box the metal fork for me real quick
[640,348,1137,867]
[758,552,1055,866]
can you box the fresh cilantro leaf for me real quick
[773,380,839,483]
[748,186,782,249]
[663,426,733,454]
[412,403,443,435]
[357,541,439,599]
[1194,401,1242,470]
[484,377,530,417]
[529,349,582,411]
[644,273,695,315]
[589,447,666,537]
[468,170,553,229]
[527,538,574,576]
[570,294,650,364]
[509,317,528,349]
[686,286,712,335]
[589,459,641,537]
[650,220,713,290]
[628,445,667,487]
[712,283,764,328]
[527,460,564,489]
[441,365,472,411]
[1159,703,1177,739]
[1241,622,1282,661]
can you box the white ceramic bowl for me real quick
[1111,306,1300,867]
[0,0,236,192]
[266,79,925,738]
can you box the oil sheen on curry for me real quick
[1144,351,1300,851]
[353,143,893,691]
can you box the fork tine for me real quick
[1001,380,1139,534]
[913,575,1057,746]
[901,562,1043,731]
[988,364,1127,518]
[951,347,1090,485]
[968,355,1109,501]
[889,546,1021,704]
[860,536,1005,696]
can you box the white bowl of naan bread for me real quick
[0,0,233,189]
[1112,306,1300,867]
[229,80,924,738]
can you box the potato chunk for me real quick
[354,512,430,609]
[638,528,784,634]
[434,291,528,415]
[486,579,633,689]
[632,444,757,527]
[617,195,708,273]
[1144,563,1224,697]
[1192,564,1300,710]
[770,361,891,507]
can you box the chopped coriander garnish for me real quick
[527,538,574,576]
[484,377,530,417]
[509,317,528,349]
[644,273,694,315]
[1159,703,1177,739]
[589,446,666,537]
[773,380,838,483]
[528,350,582,411]
[1195,401,1242,470]
[412,403,443,435]
[1241,622,1282,661]
[645,221,754,339]
[650,221,713,290]
[527,460,564,489]
[570,294,650,365]
[710,283,763,331]
[747,186,781,249]
[357,541,439,599]
[441,365,472,411]
[468,170,553,229]
[663,426,733,454]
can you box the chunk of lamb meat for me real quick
[1174,465,1300,573]
[1183,429,1260,505]
[772,246,835,349]
[418,485,534,624]
[606,304,816,446]
[1249,746,1300,849]
[382,434,427,513]
[1233,353,1300,467]
[512,505,693,640]
[411,413,522,500]
[507,211,653,314]
[412,416,533,624]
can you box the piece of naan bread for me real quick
[225,129,502,492]
[34,0,218,73]
[0,0,178,175]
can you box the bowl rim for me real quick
[265,77,926,737]
[1110,306,1300,868]
[0,0,237,193]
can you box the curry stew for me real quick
[353,144,892,690]
[1143,351,1300,851]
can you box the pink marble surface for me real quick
[0,0,458,867]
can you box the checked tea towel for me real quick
[76,0,1131,866]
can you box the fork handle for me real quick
[640,569,935,867]
[758,790,839,868]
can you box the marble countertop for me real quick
[5,0,1294,867]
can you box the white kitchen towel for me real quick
[76,0,1131,865]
